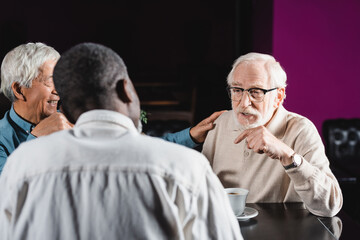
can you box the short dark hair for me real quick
[53,43,129,122]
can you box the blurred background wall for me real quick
[273,0,360,134]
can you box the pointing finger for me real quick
[234,130,250,144]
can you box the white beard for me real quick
[233,106,274,130]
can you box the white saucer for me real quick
[236,207,258,221]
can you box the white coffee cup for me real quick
[225,188,249,216]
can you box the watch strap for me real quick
[283,153,301,170]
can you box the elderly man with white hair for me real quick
[0,43,73,173]
[202,52,343,217]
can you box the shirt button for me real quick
[245,152,249,157]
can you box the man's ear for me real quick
[11,82,26,101]
[274,87,285,108]
[115,79,132,103]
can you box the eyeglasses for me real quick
[226,86,278,103]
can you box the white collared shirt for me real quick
[0,110,242,240]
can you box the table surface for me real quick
[239,203,360,240]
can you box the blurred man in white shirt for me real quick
[0,43,242,240]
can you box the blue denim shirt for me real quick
[162,128,198,149]
[0,105,36,174]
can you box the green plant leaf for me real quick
[140,110,147,124]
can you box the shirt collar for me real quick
[75,110,139,134]
[9,105,35,134]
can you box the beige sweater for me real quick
[202,105,343,217]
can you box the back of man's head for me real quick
[53,43,133,123]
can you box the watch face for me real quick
[293,154,302,166]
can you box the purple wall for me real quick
[273,0,360,135]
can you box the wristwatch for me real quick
[283,153,302,170]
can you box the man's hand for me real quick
[31,112,74,137]
[234,126,295,166]
[189,110,226,143]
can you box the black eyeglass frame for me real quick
[226,86,278,102]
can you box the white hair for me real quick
[0,42,60,102]
[227,52,287,88]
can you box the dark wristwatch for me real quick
[283,153,302,170]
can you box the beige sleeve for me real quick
[286,120,343,217]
